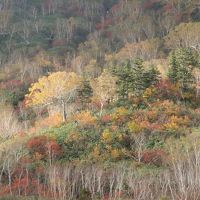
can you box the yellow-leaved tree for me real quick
[91,70,117,116]
[26,71,81,121]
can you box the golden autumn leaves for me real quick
[25,70,118,120]
[91,70,117,116]
[25,72,81,121]
[25,72,81,107]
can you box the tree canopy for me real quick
[26,71,81,121]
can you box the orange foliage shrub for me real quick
[164,115,190,133]
[92,145,100,159]
[127,99,193,136]
[152,100,181,116]
[35,113,63,129]
[101,114,112,124]
[111,148,122,159]
[112,107,129,123]
[146,110,159,122]
[73,111,96,127]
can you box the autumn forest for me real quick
[0,0,200,199]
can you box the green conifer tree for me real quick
[144,65,160,88]
[131,58,146,96]
[78,79,93,108]
[168,48,198,91]
[168,51,178,83]
[115,60,133,100]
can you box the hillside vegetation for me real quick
[0,0,200,199]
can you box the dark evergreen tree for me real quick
[143,65,160,88]
[115,60,134,100]
[114,59,163,104]
[78,79,93,108]
[131,58,146,96]
[168,48,199,92]
[168,51,178,83]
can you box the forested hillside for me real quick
[0,0,200,199]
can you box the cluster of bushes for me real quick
[0,46,199,199]
[22,98,199,165]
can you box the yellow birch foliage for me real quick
[111,149,121,159]
[26,71,81,107]
[91,70,118,105]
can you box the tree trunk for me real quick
[62,100,67,122]
[100,102,104,117]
